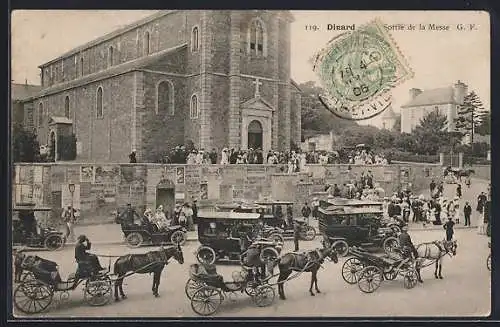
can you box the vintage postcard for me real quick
[11,10,490,318]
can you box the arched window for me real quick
[96,87,103,118]
[191,26,199,52]
[248,19,267,56]
[64,96,70,118]
[144,31,150,55]
[190,94,198,119]
[38,102,43,126]
[156,80,175,115]
[80,57,84,76]
[108,46,114,67]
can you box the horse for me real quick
[415,239,457,281]
[274,244,338,300]
[113,244,184,301]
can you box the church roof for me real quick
[381,106,398,119]
[290,79,302,92]
[11,83,42,101]
[28,43,187,100]
[39,10,170,68]
[401,87,456,108]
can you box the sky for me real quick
[11,10,490,127]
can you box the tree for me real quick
[475,110,491,135]
[454,91,486,143]
[412,109,451,155]
[373,129,397,149]
[12,123,40,162]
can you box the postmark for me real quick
[312,18,413,120]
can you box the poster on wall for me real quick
[15,184,33,204]
[33,166,43,184]
[33,184,43,206]
[95,165,121,184]
[176,167,185,184]
[61,184,81,209]
[200,183,208,200]
[80,165,95,183]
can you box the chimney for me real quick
[409,88,422,100]
[453,80,468,104]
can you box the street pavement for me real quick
[12,228,490,318]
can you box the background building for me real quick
[400,80,467,133]
[18,10,301,162]
[380,106,398,130]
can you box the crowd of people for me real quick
[139,145,389,168]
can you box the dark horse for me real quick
[275,244,339,300]
[113,244,184,301]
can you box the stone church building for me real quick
[20,10,302,162]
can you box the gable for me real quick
[240,97,274,111]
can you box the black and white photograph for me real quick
[10,10,491,318]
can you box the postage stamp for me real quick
[312,18,414,120]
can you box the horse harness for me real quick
[292,249,324,271]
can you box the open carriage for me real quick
[13,256,112,314]
[13,205,65,251]
[185,263,275,316]
[341,246,418,293]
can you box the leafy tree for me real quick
[454,91,486,143]
[12,123,40,162]
[412,109,451,155]
[373,129,397,149]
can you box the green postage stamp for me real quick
[312,18,414,120]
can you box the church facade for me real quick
[21,10,301,162]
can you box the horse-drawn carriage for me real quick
[195,211,282,265]
[254,200,317,241]
[114,207,187,248]
[13,205,65,251]
[185,263,275,316]
[318,199,399,257]
[13,255,112,314]
[341,246,418,293]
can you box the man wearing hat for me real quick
[443,217,455,241]
[398,226,418,260]
[75,234,105,276]
[311,197,320,221]
[119,203,141,226]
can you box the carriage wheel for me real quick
[185,278,206,300]
[269,233,285,245]
[190,286,223,316]
[300,226,317,241]
[383,237,399,255]
[196,246,216,265]
[260,247,279,264]
[84,277,112,306]
[44,234,64,251]
[487,254,491,271]
[389,225,401,234]
[14,281,54,314]
[357,266,383,293]
[403,270,418,289]
[341,257,364,284]
[126,232,143,248]
[252,285,275,307]
[170,230,186,245]
[20,271,36,283]
[332,240,349,257]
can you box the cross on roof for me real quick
[253,78,263,98]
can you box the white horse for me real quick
[415,240,458,282]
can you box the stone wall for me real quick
[12,162,442,225]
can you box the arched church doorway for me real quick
[248,120,263,150]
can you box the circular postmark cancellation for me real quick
[312,19,414,120]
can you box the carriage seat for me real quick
[189,263,223,285]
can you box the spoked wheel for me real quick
[252,285,275,307]
[44,234,65,251]
[389,224,401,234]
[244,280,260,297]
[332,240,349,257]
[341,257,364,284]
[357,266,383,293]
[300,226,317,241]
[190,286,223,316]
[403,269,418,289]
[196,246,216,265]
[84,277,112,306]
[185,278,206,300]
[383,237,399,255]
[14,281,54,314]
[260,247,279,264]
[170,230,186,245]
[487,254,491,271]
[126,232,143,248]
[20,271,36,283]
[269,233,285,245]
